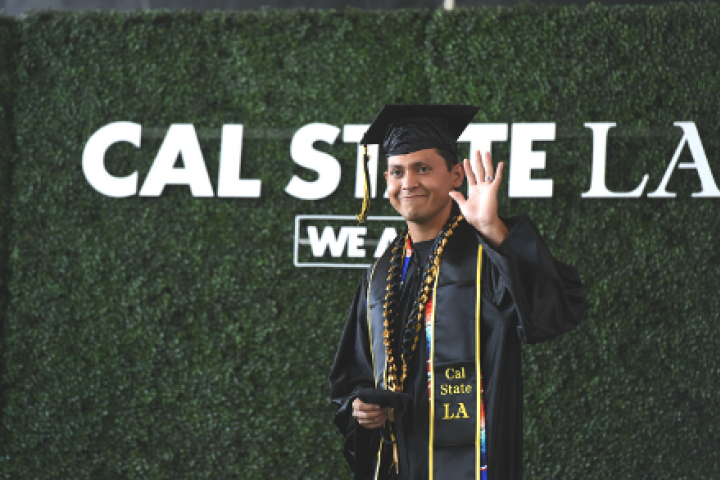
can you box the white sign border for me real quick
[294,215,404,268]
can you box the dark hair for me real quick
[385,148,457,172]
[436,148,457,171]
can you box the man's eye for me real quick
[390,169,402,176]
[418,166,430,173]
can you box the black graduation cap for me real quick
[360,104,480,147]
[356,105,480,223]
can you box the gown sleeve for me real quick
[477,213,588,344]
[328,271,382,479]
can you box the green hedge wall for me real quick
[0,17,18,458]
[1,5,719,479]
[428,5,720,478]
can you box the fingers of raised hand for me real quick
[463,158,477,186]
[482,151,495,181]
[494,161,504,185]
[473,151,486,183]
[470,151,500,185]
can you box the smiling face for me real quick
[384,148,464,241]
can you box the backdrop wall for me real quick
[1,6,719,479]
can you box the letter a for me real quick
[648,122,720,198]
[140,124,214,197]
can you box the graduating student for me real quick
[329,105,586,480]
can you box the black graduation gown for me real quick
[329,214,587,480]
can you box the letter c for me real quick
[83,122,141,197]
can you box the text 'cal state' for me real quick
[84,122,720,199]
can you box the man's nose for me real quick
[402,170,419,189]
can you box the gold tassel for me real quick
[386,412,400,475]
[393,442,400,474]
[356,145,371,224]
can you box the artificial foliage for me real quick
[1,5,719,479]
[0,18,18,451]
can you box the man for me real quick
[329,105,586,480]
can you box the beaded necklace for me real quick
[383,211,463,393]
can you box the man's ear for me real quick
[451,162,464,188]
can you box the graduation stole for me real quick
[424,235,488,480]
[367,222,487,479]
[410,235,487,480]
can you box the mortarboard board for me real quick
[356,105,480,223]
[357,387,411,411]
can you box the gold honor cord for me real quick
[475,245,483,480]
[357,145,371,224]
[428,273,440,480]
